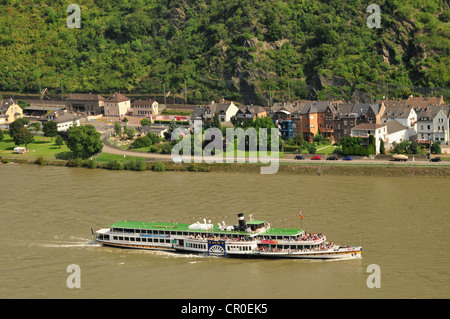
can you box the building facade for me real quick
[104,92,131,118]
[65,93,105,115]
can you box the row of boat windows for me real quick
[110,235,171,244]
[111,227,301,241]
[185,243,206,249]
[228,245,252,251]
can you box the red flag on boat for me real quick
[298,211,304,219]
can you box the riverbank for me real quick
[2,154,450,177]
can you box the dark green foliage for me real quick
[43,121,58,140]
[380,138,386,154]
[55,135,64,149]
[130,136,152,149]
[0,0,448,104]
[13,127,34,147]
[152,161,166,172]
[431,141,442,154]
[339,137,370,156]
[65,124,103,159]
[9,119,25,138]
[391,140,421,155]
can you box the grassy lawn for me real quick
[288,144,336,155]
[315,144,337,155]
[0,134,73,160]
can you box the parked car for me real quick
[294,155,305,160]
[326,155,338,160]
[343,156,353,161]
[430,157,441,162]
[311,155,322,160]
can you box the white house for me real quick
[351,123,388,154]
[385,120,408,148]
[208,101,239,123]
[381,106,417,140]
[38,110,81,132]
[416,106,450,145]
[189,101,239,126]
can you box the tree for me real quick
[124,126,135,140]
[431,141,441,154]
[164,120,178,141]
[379,138,385,154]
[114,121,122,136]
[9,119,25,138]
[43,121,58,141]
[368,135,376,155]
[0,129,4,142]
[140,118,152,127]
[66,125,103,159]
[210,113,221,129]
[13,127,34,148]
[55,135,64,149]
[30,122,41,132]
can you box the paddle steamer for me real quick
[94,214,362,259]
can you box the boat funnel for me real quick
[237,213,246,231]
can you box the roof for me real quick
[66,93,105,101]
[0,98,18,111]
[106,92,130,103]
[237,105,266,115]
[382,106,414,118]
[369,103,384,115]
[109,220,303,237]
[132,99,158,106]
[38,110,80,123]
[416,105,450,120]
[301,101,332,114]
[352,123,386,130]
[377,96,444,107]
[386,120,407,134]
[210,102,235,114]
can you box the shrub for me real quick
[107,159,124,170]
[35,156,46,165]
[130,136,152,149]
[84,159,97,169]
[308,144,316,154]
[67,158,83,167]
[152,161,165,172]
[125,159,147,171]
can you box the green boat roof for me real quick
[109,220,303,237]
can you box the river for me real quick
[0,164,449,299]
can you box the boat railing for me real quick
[185,235,256,243]
[257,235,326,245]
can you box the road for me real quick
[100,143,449,166]
[95,124,449,166]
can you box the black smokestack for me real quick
[238,213,246,231]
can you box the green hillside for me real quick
[0,0,448,105]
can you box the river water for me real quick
[0,164,448,299]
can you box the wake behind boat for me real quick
[94,213,362,260]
